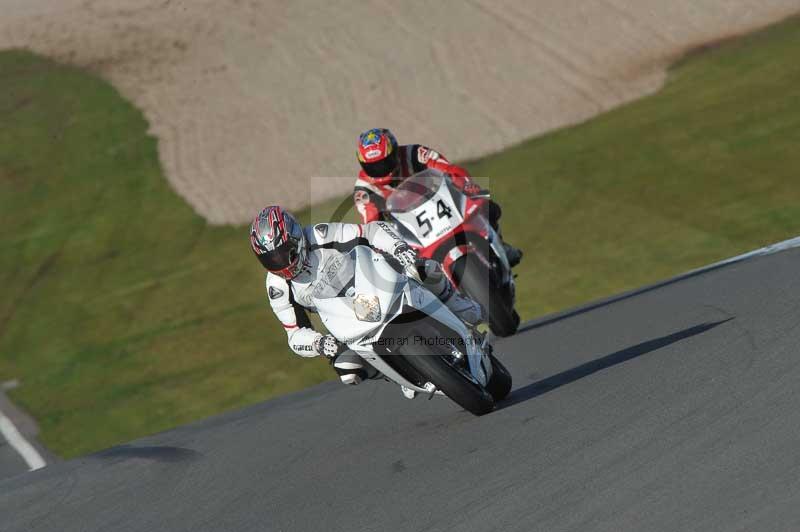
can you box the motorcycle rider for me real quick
[353,127,522,267]
[250,205,484,398]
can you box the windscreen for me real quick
[385,170,445,213]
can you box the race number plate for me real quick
[395,190,463,247]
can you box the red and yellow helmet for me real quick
[249,206,306,279]
[357,128,399,186]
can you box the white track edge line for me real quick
[688,235,800,274]
[0,411,46,471]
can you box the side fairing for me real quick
[315,247,404,346]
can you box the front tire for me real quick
[386,319,495,416]
[486,353,512,401]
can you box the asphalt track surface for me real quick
[0,391,50,480]
[0,442,27,479]
[2,247,800,531]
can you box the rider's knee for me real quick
[447,294,484,326]
[338,372,363,385]
[417,259,452,300]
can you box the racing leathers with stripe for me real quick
[266,221,483,384]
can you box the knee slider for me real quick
[339,373,363,385]
[333,357,369,384]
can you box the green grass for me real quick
[2,16,800,458]
[0,50,333,457]
[467,17,800,318]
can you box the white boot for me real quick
[400,386,417,399]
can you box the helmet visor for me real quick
[258,240,299,272]
[360,150,399,178]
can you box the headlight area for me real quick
[353,294,382,322]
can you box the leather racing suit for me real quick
[266,221,482,384]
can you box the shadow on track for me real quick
[499,318,732,409]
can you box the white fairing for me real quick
[315,249,402,344]
[313,246,491,393]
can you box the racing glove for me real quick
[393,242,418,268]
[314,334,347,358]
[393,242,421,282]
[462,182,490,197]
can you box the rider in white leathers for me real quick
[250,206,483,396]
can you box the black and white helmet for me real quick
[249,206,306,279]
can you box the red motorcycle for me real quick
[385,169,520,336]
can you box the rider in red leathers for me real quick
[353,128,522,266]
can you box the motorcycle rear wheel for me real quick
[452,254,520,337]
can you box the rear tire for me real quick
[452,255,520,337]
[389,320,495,416]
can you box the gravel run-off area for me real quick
[1,0,798,223]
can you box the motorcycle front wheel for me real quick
[383,318,495,416]
[486,353,512,401]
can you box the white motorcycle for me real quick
[313,245,512,415]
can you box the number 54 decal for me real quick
[415,199,453,237]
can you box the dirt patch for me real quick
[1,0,798,224]
[0,167,24,184]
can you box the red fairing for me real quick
[353,185,382,223]
[414,195,492,260]
[425,158,472,190]
[411,192,494,287]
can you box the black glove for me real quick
[393,242,422,281]
[393,242,418,269]
[314,334,347,358]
